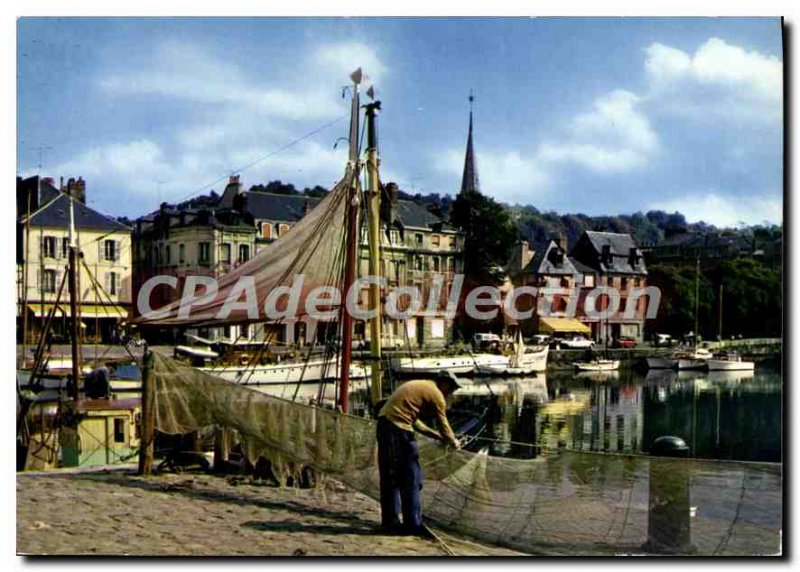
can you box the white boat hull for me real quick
[201,358,369,385]
[706,359,755,371]
[647,357,677,369]
[391,355,488,375]
[575,360,620,372]
[474,346,549,376]
[677,358,707,370]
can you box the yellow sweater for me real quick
[378,380,458,447]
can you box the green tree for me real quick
[450,192,519,283]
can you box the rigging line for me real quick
[78,257,137,361]
[172,112,350,205]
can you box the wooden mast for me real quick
[338,69,362,414]
[364,98,383,406]
[67,192,82,401]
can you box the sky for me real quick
[17,17,784,227]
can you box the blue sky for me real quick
[17,17,783,226]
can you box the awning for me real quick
[539,317,592,335]
[27,303,129,319]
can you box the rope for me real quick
[423,524,456,556]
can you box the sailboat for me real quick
[574,294,619,372]
[472,330,549,376]
[135,69,388,413]
[17,189,142,470]
[676,258,711,371]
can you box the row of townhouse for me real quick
[132,176,465,348]
[509,230,650,344]
[16,176,133,344]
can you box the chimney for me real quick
[42,177,55,187]
[66,176,86,203]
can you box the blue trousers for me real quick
[376,417,423,532]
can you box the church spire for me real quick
[459,90,480,196]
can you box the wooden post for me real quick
[213,427,230,472]
[138,350,155,475]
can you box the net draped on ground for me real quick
[151,353,782,556]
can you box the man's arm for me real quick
[412,419,443,441]
[432,395,460,449]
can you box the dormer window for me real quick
[602,244,613,267]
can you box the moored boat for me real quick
[707,351,755,371]
[201,358,370,385]
[575,359,620,372]
[676,348,712,370]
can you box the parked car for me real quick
[550,336,595,349]
[613,336,638,348]
[473,333,502,350]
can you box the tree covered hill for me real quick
[244,180,781,248]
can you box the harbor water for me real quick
[449,365,782,462]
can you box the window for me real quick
[42,236,57,258]
[104,240,118,261]
[164,245,171,265]
[447,257,454,272]
[238,244,250,264]
[634,277,641,287]
[106,272,119,295]
[560,276,570,288]
[415,233,423,246]
[61,237,69,259]
[261,223,273,240]
[431,235,440,248]
[432,257,440,272]
[179,244,185,264]
[42,269,57,293]
[415,255,422,271]
[621,277,629,289]
[113,418,125,443]
[220,243,231,264]
[449,236,456,250]
[278,224,290,236]
[198,242,210,263]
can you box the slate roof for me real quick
[460,112,480,196]
[394,200,445,230]
[243,191,446,230]
[244,192,322,223]
[522,239,578,276]
[27,193,131,232]
[575,231,647,275]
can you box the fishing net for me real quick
[135,169,354,328]
[151,353,782,556]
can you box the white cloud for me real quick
[53,139,168,185]
[435,148,550,203]
[536,89,658,174]
[97,39,384,121]
[649,192,783,227]
[644,37,782,122]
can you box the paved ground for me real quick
[17,468,523,557]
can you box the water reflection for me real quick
[450,366,781,463]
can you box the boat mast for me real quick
[694,256,700,350]
[67,193,82,401]
[338,69,362,414]
[364,98,383,407]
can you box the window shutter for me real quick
[104,272,110,294]
[98,240,104,262]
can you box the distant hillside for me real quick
[245,180,781,247]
